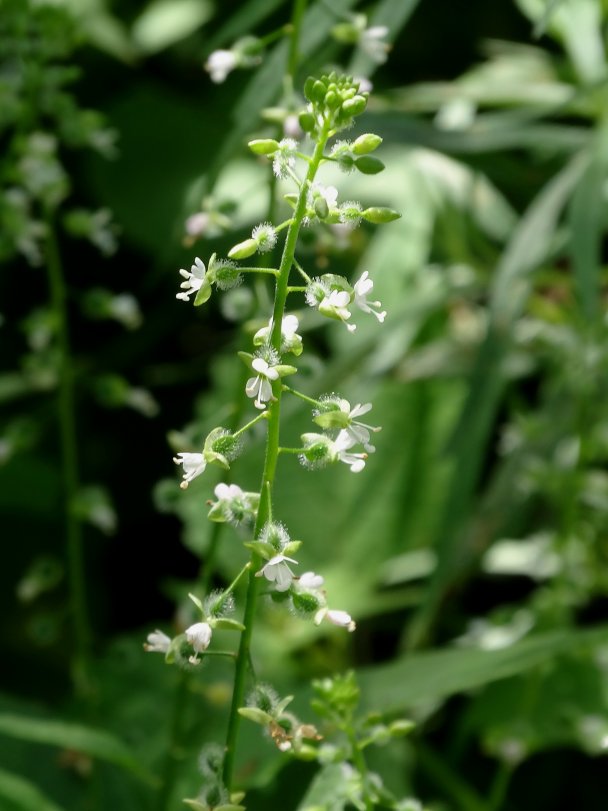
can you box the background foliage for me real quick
[2,0,608,809]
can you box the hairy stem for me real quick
[222,128,329,790]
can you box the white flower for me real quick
[339,400,380,451]
[283,113,303,139]
[333,430,368,472]
[245,357,280,409]
[214,482,243,501]
[310,182,338,209]
[297,571,325,590]
[256,553,298,592]
[353,271,386,323]
[361,25,390,64]
[320,290,355,332]
[314,607,356,632]
[205,49,238,83]
[185,212,211,238]
[176,257,208,302]
[173,452,206,489]
[185,621,213,664]
[253,314,302,354]
[144,629,171,653]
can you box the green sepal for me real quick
[193,279,212,306]
[212,618,246,632]
[274,364,297,377]
[283,540,302,556]
[293,744,319,761]
[314,196,329,219]
[389,719,415,737]
[352,133,383,155]
[313,410,350,430]
[244,540,275,559]
[323,273,353,293]
[188,592,205,614]
[283,193,298,209]
[238,706,273,725]
[324,210,341,224]
[183,799,207,810]
[207,502,227,522]
[248,138,279,155]
[354,155,384,175]
[228,238,257,260]
[362,206,401,224]
[231,793,246,805]
[275,695,294,715]
[238,351,254,367]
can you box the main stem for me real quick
[45,214,92,695]
[222,130,329,789]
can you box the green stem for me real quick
[45,213,92,696]
[222,126,330,791]
[238,267,279,275]
[233,410,270,438]
[282,384,321,407]
[211,563,251,613]
[287,0,308,80]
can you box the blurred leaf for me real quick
[359,626,608,713]
[0,768,65,811]
[205,0,285,52]
[132,0,212,54]
[0,715,153,783]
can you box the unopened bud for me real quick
[248,138,280,155]
[228,238,257,260]
[362,207,401,223]
[352,133,383,155]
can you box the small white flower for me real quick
[297,571,325,591]
[320,290,356,333]
[185,621,213,664]
[245,357,280,409]
[353,271,386,323]
[361,25,390,64]
[310,182,338,209]
[214,482,243,501]
[205,49,238,83]
[173,452,206,489]
[256,553,298,592]
[272,138,298,178]
[283,113,303,139]
[339,400,380,451]
[314,607,356,632]
[144,629,171,653]
[333,430,368,472]
[185,212,211,238]
[253,314,302,354]
[176,257,208,302]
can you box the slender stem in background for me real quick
[287,0,308,81]
[45,213,91,696]
[222,127,329,791]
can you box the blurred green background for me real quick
[2,0,608,809]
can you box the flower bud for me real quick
[311,79,327,104]
[362,207,401,223]
[292,590,323,616]
[248,138,279,155]
[354,155,384,174]
[314,196,329,220]
[228,238,258,260]
[342,95,367,117]
[299,111,315,132]
[352,133,382,155]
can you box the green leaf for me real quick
[132,0,212,54]
[0,768,66,811]
[0,715,153,783]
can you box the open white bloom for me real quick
[214,482,243,501]
[185,212,211,238]
[256,553,298,592]
[320,290,356,333]
[353,271,386,323]
[333,430,368,472]
[340,400,380,451]
[144,629,171,653]
[298,571,324,590]
[315,607,356,632]
[205,49,238,83]
[185,621,213,664]
[245,357,280,409]
[361,25,390,64]
[176,257,208,302]
[173,452,206,489]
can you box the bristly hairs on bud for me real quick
[259,520,290,551]
[252,222,278,253]
[247,682,280,714]
[213,259,242,291]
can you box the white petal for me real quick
[252,357,269,374]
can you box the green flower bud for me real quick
[314,196,329,220]
[238,707,274,725]
[292,590,323,615]
[352,133,383,155]
[388,719,416,737]
[325,90,339,110]
[248,138,279,155]
[311,79,327,104]
[342,95,367,117]
[299,111,315,132]
[331,22,360,44]
[354,155,385,175]
[228,238,257,260]
[362,207,401,223]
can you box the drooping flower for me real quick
[185,621,213,664]
[144,629,171,653]
[173,452,206,489]
[176,256,211,303]
[314,397,380,452]
[353,271,386,323]
[321,290,355,332]
[297,571,324,591]
[332,430,368,472]
[314,607,356,632]
[256,553,298,592]
[361,25,390,64]
[205,49,238,83]
[207,482,259,525]
[245,357,280,409]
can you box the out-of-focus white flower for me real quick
[361,25,390,63]
[332,430,368,472]
[205,50,238,83]
[185,622,213,664]
[144,629,171,653]
[314,607,356,632]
